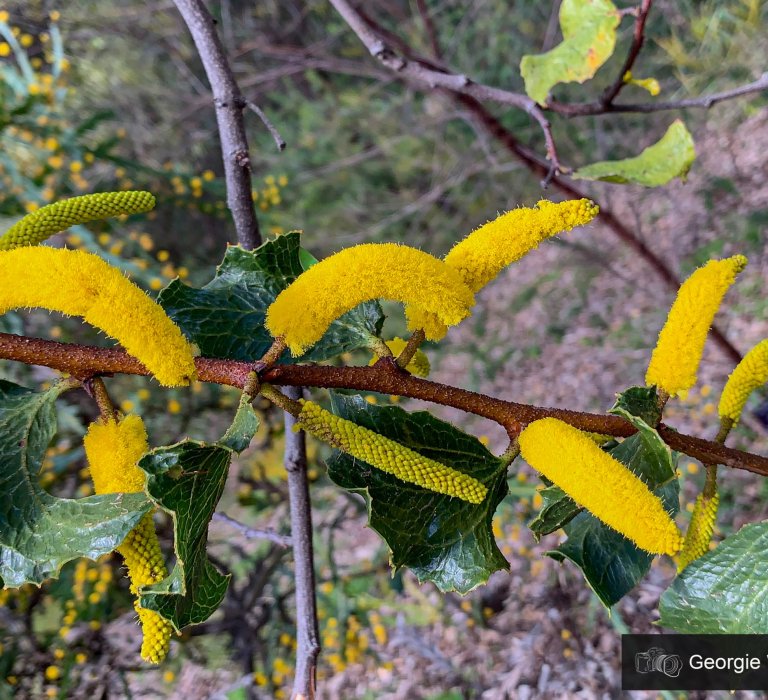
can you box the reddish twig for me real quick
[0,332,765,476]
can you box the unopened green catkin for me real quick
[0,191,156,250]
[677,493,719,572]
[297,400,487,504]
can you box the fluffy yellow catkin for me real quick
[406,199,598,335]
[0,247,196,386]
[368,337,431,377]
[518,418,683,555]
[297,400,487,504]
[266,243,475,356]
[677,493,719,572]
[83,415,172,664]
[0,191,156,250]
[645,255,747,397]
[718,339,768,423]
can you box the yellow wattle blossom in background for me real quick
[718,338,768,423]
[266,243,475,356]
[518,418,682,555]
[406,199,598,335]
[645,256,747,397]
[83,415,172,663]
[0,191,156,250]
[368,337,430,377]
[297,400,487,504]
[0,247,196,386]
[677,492,719,572]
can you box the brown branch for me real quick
[414,0,442,60]
[550,71,768,116]
[327,0,564,176]
[601,0,654,107]
[172,0,261,249]
[212,512,292,547]
[0,332,765,476]
[245,100,286,151]
[283,386,320,700]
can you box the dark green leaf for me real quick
[610,386,661,427]
[573,120,696,186]
[659,522,768,633]
[529,485,582,541]
[220,393,259,454]
[159,233,383,363]
[326,394,508,594]
[546,409,679,607]
[0,380,150,587]
[138,441,232,630]
[520,0,620,104]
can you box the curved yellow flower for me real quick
[297,400,487,504]
[0,191,156,250]
[645,256,747,397]
[368,337,430,377]
[0,247,196,386]
[266,243,475,356]
[518,418,682,555]
[407,199,598,335]
[718,339,768,424]
[677,493,719,572]
[84,415,172,663]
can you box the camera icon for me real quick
[635,647,683,677]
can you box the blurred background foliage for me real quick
[0,1,767,698]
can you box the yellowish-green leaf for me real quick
[573,120,696,186]
[520,0,620,105]
[624,70,661,96]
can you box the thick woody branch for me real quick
[172,0,261,249]
[1,332,765,477]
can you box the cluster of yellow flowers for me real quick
[0,246,196,386]
[645,255,747,397]
[83,414,173,663]
[677,493,719,572]
[518,418,683,555]
[718,338,768,424]
[297,400,487,504]
[0,191,156,250]
[267,199,598,354]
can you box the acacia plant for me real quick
[1,1,768,698]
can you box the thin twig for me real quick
[84,376,117,421]
[396,329,426,370]
[172,0,261,249]
[213,512,292,547]
[327,0,565,176]
[283,386,321,700]
[601,0,654,107]
[0,333,766,476]
[246,100,287,151]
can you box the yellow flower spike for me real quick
[406,199,598,335]
[368,337,430,377]
[266,243,475,356]
[518,418,682,555]
[84,415,172,664]
[718,339,768,424]
[0,247,196,386]
[297,400,487,504]
[0,191,156,250]
[645,256,747,398]
[677,493,719,572]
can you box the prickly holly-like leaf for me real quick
[158,233,383,363]
[546,401,679,607]
[573,120,696,186]
[520,0,620,104]
[325,394,508,594]
[137,440,233,631]
[0,380,150,587]
[220,392,259,454]
[529,485,582,541]
[659,522,768,633]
